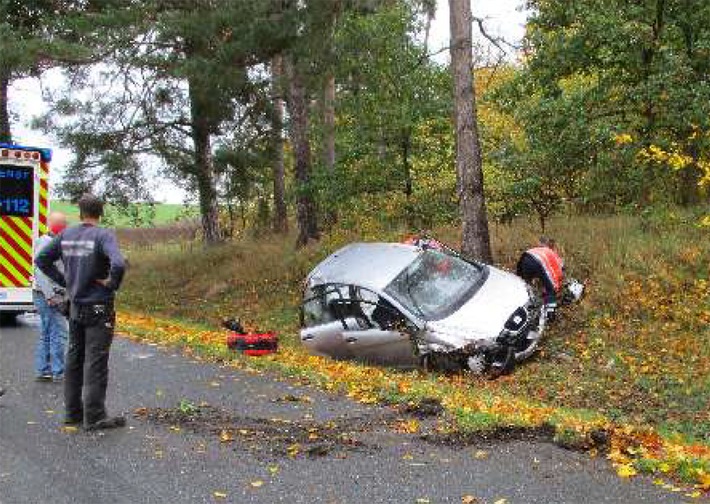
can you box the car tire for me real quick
[0,312,17,326]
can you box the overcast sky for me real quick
[9,0,528,204]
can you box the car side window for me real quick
[302,285,344,328]
[354,287,408,331]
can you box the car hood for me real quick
[424,266,530,347]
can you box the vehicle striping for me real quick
[38,161,49,235]
[0,255,27,287]
[0,218,32,257]
[0,242,31,280]
[0,216,33,288]
[0,269,17,287]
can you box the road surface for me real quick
[0,315,685,504]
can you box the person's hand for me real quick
[48,295,64,306]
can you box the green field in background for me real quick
[51,200,196,227]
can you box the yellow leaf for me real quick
[473,450,489,460]
[61,425,79,433]
[617,464,637,478]
[493,499,508,504]
[250,480,264,488]
[697,470,710,490]
[461,495,479,503]
[268,464,279,475]
[213,491,227,499]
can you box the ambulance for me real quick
[0,143,52,323]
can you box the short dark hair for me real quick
[78,193,104,219]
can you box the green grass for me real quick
[51,200,197,228]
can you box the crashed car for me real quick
[299,242,548,376]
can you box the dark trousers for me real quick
[65,303,115,424]
[516,253,557,304]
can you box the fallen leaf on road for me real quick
[267,464,279,475]
[473,450,489,460]
[493,499,508,504]
[616,464,637,478]
[45,410,55,415]
[415,499,430,503]
[402,453,414,460]
[287,443,301,458]
[27,421,37,425]
[134,407,148,416]
[213,491,227,499]
[461,495,479,503]
[395,419,420,434]
[60,426,79,433]
[209,381,221,388]
[250,480,264,488]
[219,430,235,443]
[169,425,182,433]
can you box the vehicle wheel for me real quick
[466,354,487,375]
[0,312,17,326]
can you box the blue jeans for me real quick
[33,291,68,378]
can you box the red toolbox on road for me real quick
[226,332,278,356]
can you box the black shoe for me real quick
[35,374,52,382]
[85,416,127,431]
[0,387,5,398]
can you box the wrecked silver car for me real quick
[299,242,547,376]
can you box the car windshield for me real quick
[385,250,486,321]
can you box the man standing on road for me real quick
[33,211,69,382]
[36,194,127,430]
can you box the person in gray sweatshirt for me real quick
[33,211,69,382]
[36,194,126,430]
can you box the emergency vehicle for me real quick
[0,143,52,322]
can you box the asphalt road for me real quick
[0,315,687,504]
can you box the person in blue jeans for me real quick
[33,212,69,382]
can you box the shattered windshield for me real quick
[385,250,486,321]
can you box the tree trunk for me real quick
[285,57,319,248]
[188,77,222,244]
[449,0,492,262]
[0,68,11,143]
[323,73,337,225]
[271,55,289,234]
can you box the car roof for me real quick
[305,242,422,292]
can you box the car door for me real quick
[338,287,418,367]
[300,284,354,359]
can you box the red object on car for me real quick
[226,332,278,356]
